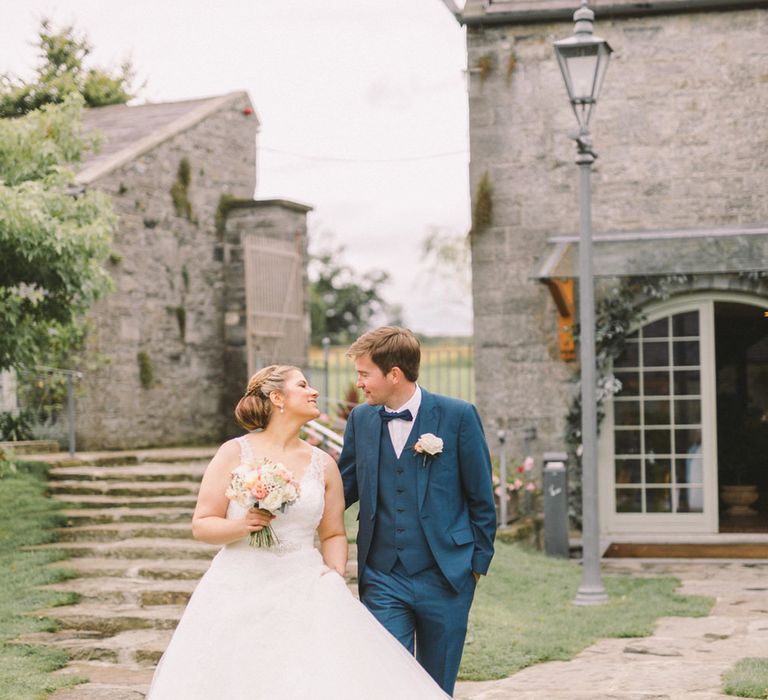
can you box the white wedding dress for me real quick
[147,437,449,699]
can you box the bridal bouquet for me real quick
[225,458,301,548]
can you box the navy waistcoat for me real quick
[366,416,436,575]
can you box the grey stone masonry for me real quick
[73,93,310,449]
[220,199,312,433]
[464,5,768,460]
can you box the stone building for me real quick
[73,92,310,449]
[448,1,768,537]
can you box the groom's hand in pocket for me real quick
[245,508,274,532]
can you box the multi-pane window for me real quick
[612,311,703,514]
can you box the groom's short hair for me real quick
[347,326,420,382]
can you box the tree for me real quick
[0,94,114,371]
[309,241,401,345]
[420,226,471,292]
[0,19,135,118]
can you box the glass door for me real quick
[601,300,718,533]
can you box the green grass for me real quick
[459,542,713,681]
[723,658,768,698]
[0,461,84,699]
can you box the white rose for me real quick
[417,433,444,456]
[260,490,284,513]
[282,484,298,504]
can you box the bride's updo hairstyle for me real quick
[234,364,300,431]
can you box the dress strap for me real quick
[308,446,326,484]
[236,435,254,465]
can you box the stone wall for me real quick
[466,7,768,460]
[76,94,258,449]
[220,199,311,435]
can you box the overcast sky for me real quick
[1,0,473,336]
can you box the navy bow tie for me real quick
[379,407,413,423]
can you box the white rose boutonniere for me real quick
[413,433,444,467]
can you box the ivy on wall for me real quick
[215,193,237,237]
[476,53,495,86]
[506,49,518,84]
[471,172,493,234]
[137,351,154,389]
[170,158,195,222]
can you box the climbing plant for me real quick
[170,158,194,222]
[471,172,493,234]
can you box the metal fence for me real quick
[304,341,475,418]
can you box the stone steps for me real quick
[41,577,198,606]
[50,557,210,580]
[61,507,194,526]
[49,480,201,497]
[53,522,194,542]
[23,454,360,699]
[48,462,207,482]
[32,537,219,560]
[52,494,199,509]
[33,602,186,634]
[15,628,172,667]
[50,660,155,699]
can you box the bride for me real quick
[147,365,448,699]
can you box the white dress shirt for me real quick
[382,385,422,458]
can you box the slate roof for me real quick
[76,91,255,184]
[459,0,767,24]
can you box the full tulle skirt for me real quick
[147,542,449,699]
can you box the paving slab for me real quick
[49,661,155,700]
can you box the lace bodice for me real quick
[225,437,326,554]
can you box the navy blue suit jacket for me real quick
[339,388,496,591]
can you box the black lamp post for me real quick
[554,0,612,606]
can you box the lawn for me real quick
[459,541,713,680]
[0,459,83,699]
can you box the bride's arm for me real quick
[191,440,273,545]
[317,456,348,576]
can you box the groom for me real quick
[339,326,496,695]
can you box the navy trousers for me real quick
[359,561,476,696]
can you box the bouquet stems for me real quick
[249,524,279,548]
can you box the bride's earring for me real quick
[279,406,285,414]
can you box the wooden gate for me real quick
[243,234,307,373]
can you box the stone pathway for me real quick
[455,559,768,700]
[21,456,214,699]
[18,451,361,699]
[18,451,768,699]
